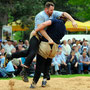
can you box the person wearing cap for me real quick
[81,41,88,53]
[2,40,7,47]
[51,45,67,75]
[72,44,77,51]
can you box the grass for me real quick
[0,74,90,80]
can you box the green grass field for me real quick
[0,74,90,80]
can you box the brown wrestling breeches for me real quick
[30,30,58,59]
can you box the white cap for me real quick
[83,47,87,50]
[72,44,76,47]
[3,40,7,42]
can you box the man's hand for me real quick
[48,39,54,44]
[72,21,78,28]
[32,30,37,36]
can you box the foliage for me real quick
[68,0,90,21]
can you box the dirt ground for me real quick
[0,77,90,90]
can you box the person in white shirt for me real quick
[62,40,71,56]
[4,40,15,55]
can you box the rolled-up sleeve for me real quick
[53,10,63,18]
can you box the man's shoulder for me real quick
[36,11,45,17]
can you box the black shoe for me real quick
[20,68,29,82]
[42,81,47,87]
[30,81,36,88]
[47,73,50,80]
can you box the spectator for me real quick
[0,61,15,78]
[79,51,90,73]
[0,40,3,49]
[81,41,88,53]
[0,48,6,56]
[58,45,67,74]
[62,40,71,57]
[0,52,5,68]
[74,47,80,61]
[2,40,7,47]
[4,40,15,54]
[67,50,81,74]
[67,39,72,47]
[51,50,61,75]
[78,44,82,54]
[23,40,29,49]
[72,44,77,51]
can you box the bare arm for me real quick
[36,20,52,32]
[62,12,78,28]
[32,20,54,44]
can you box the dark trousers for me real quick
[12,36,40,66]
[33,54,52,84]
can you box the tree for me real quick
[68,0,90,21]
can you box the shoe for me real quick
[20,68,29,82]
[47,73,50,80]
[55,72,59,75]
[42,81,47,87]
[30,81,36,88]
[4,75,9,78]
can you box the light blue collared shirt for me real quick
[35,10,63,29]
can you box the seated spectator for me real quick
[81,41,88,53]
[4,40,15,55]
[0,52,5,68]
[0,40,3,49]
[79,51,90,73]
[23,40,29,49]
[51,50,61,75]
[0,61,15,78]
[74,47,80,61]
[10,48,26,76]
[78,44,82,54]
[66,50,81,74]
[0,48,6,56]
[58,45,67,74]
[72,44,77,51]
[62,40,71,57]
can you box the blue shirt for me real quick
[5,61,15,72]
[79,55,89,62]
[35,10,63,29]
[59,52,66,64]
[0,57,5,67]
[21,57,25,64]
[41,19,66,44]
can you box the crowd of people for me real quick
[51,38,90,75]
[0,38,90,78]
[0,39,36,78]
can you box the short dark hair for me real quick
[45,2,54,8]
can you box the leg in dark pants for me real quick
[10,36,40,67]
[43,58,52,79]
[33,54,46,83]
[20,36,40,82]
[24,36,40,67]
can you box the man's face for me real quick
[47,6,54,16]
[83,52,86,58]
